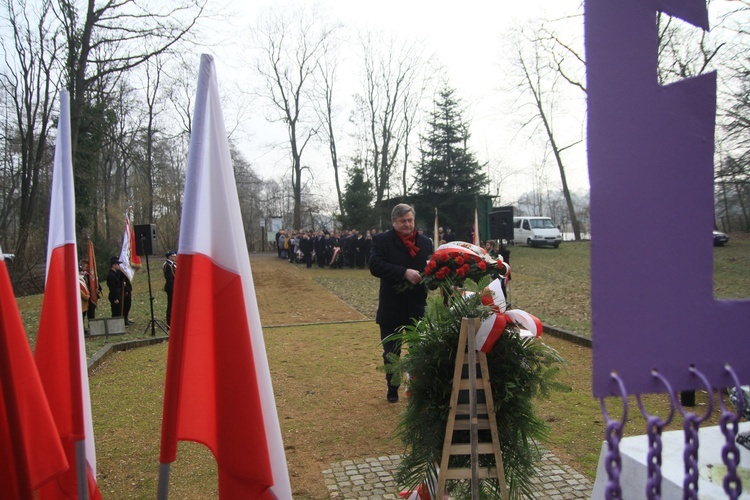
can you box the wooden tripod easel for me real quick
[436,317,508,499]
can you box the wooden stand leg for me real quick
[436,317,508,499]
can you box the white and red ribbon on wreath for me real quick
[474,279,543,352]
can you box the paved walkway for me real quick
[323,449,593,499]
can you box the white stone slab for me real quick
[591,422,750,499]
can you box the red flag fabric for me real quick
[159,54,291,499]
[34,89,101,500]
[0,250,68,498]
[86,241,98,306]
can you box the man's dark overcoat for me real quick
[369,229,433,327]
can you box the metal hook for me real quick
[599,371,629,427]
[636,369,676,427]
[675,365,714,423]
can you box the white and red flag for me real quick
[159,54,291,499]
[0,246,68,498]
[34,89,101,500]
[118,210,140,282]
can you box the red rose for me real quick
[461,263,470,272]
[455,256,465,266]
[477,261,487,271]
[456,267,466,277]
[436,266,451,280]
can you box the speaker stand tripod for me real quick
[140,237,169,337]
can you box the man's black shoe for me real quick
[387,386,399,403]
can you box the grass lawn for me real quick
[13,235,750,498]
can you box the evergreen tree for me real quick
[338,166,374,230]
[415,85,487,239]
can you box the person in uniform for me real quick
[107,257,124,318]
[163,250,177,327]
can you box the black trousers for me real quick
[110,299,122,318]
[166,290,173,326]
[379,324,403,389]
[123,292,132,322]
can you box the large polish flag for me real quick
[34,90,101,500]
[0,247,68,498]
[159,54,292,499]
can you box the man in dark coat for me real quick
[370,204,433,402]
[107,257,124,318]
[163,250,177,327]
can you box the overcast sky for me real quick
[202,0,588,208]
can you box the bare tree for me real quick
[510,29,583,240]
[0,0,61,275]
[140,57,166,223]
[358,32,427,214]
[55,0,205,153]
[315,40,344,215]
[254,4,339,230]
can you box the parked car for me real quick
[513,216,562,248]
[713,230,729,247]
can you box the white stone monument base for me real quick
[591,422,750,499]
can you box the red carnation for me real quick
[477,261,487,271]
[456,267,466,277]
[455,256,465,266]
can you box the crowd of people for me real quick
[275,228,378,269]
[274,225,507,270]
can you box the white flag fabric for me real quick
[160,54,291,499]
[118,214,135,282]
[35,89,101,499]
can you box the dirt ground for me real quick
[250,253,369,326]
[248,254,397,499]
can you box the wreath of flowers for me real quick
[386,241,566,498]
[421,241,509,291]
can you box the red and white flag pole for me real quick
[158,54,291,499]
[34,89,101,500]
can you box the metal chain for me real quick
[645,415,664,499]
[604,418,623,498]
[720,404,742,498]
[683,413,700,499]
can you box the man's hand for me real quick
[404,268,422,285]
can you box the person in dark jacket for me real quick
[107,257,124,318]
[163,250,177,327]
[369,204,433,402]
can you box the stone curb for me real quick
[87,335,169,375]
[542,323,592,348]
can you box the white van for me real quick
[513,217,562,248]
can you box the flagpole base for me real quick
[157,463,171,500]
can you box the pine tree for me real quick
[415,85,487,239]
[338,166,373,230]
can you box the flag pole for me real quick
[75,440,90,500]
[157,463,171,500]
[433,207,439,246]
